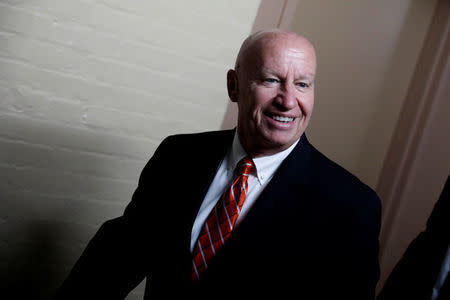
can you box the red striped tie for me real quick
[191,156,254,280]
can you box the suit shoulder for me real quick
[306,143,381,234]
[144,129,234,173]
[308,143,380,206]
[159,129,234,148]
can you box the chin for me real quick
[261,136,298,152]
[266,131,301,145]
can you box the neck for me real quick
[237,130,292,158]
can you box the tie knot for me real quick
[237,156,254,176]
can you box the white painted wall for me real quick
[0,1,260,298]
[289,0,437,189]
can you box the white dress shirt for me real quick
[190,132,299,252]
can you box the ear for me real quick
[227,69,239,102]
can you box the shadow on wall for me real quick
[1,220,71,298]
[0,117,147,299]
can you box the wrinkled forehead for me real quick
[239,33,317,77]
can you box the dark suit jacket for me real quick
[377,174,450,300]
[57,130,381,300]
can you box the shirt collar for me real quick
[227,132,300,185]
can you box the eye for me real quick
[264,78,279,84]
[296,82,309,88]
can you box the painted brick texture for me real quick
[0,1,260,298]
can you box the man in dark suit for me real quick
[378,174,450,300]
[57,29,381,299]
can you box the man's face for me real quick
[229,33,316,157]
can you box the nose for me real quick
[274,82,297,111]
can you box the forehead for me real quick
[245,34,316,77]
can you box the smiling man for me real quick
[58,29,381,300]
[229,30,316,157]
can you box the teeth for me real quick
[272,115,294,122]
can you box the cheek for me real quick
[305,100,314,116]
[251,91,278,119]
[299,94,314,117]
[253,89,276,105]
[242,89,272,115]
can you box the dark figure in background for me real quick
[57,29,381,299]
[378,174,450,300]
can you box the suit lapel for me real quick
[176,130,235,278]
[183,129,236,226]
[233,134,313,233]
[198,134,317,281]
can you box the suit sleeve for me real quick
[377,174,450,300]
[347,190,382,300]
[55,137,173,299]
[359,191,382,300]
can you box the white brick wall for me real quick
[0,1,260,298]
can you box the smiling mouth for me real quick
[268,114,295,123]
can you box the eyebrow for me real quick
[296,73,315,81]
[260,68,315,81]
